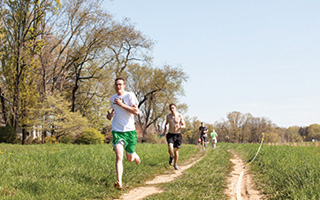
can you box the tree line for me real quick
[179,111,320,144]
[0,0,187,144]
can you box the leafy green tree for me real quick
[305,124,320,141]
[74,128,104,144]
[30,93,88,140]
[126,64,188,141]
[35,1,153,132]
[285,126,303,143]
[0,0,61,140]
[264,130,281,143]
[182,116,201,144]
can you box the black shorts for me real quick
[200,135,207,142]
[166,133,182,149]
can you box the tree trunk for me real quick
[42,130,47,143]
[0,87,9,126]
[71,80,79,112]
[22,125,26,145]
[12,55,21,134]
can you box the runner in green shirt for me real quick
[210,129,218,149]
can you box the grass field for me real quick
[1,142,320,199]
[0,143,199,200]
[145,146,230,200]
[224,143,320,200]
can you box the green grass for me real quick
[146,146,230,200]
[2,142,320,199]
[223,143,320,200]
[0,143,199,200]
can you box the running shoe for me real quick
[174,164,179,170]
[169,157,173,165]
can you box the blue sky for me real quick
[102,0,320,127]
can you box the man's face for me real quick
[169,105,176,113]
[115,80,125,94]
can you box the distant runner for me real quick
[199,122,208,151]
[107,77,141,190]
[161,103,185,170]
[210,129,218,148]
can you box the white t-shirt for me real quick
[110,91,139,132]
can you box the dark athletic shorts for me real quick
[200,135,207,143]
[166,133,182,149]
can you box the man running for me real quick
[161,103,185,170]
[210,129,218,149]
[107,77,141,190]
[199,122,208,151]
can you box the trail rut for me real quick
[116,153,205,200]
[116,150,265,200]
[226,151,265,200]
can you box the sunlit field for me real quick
[145,146,230,200]
[0,143,198,200]
[1,142,320,199]
[224,143,320,200]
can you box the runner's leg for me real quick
[126,152,141,165]
[114,143,124,187]
[174,147,179,166]
[201,138,205,150]
[168,143,174,158]
[168,143,174,165]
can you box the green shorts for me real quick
[112,130,137,154]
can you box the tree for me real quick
[182,116,201,144]
[30,93,88,140]
[0,0,61,141]
[285,126,303,143]
[304,124,320,141]
[107,19,153,77]
[37,2,153,130]
[214,111,276,143]
[224,111,244,143]
[126,64,188,141]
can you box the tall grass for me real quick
[146,146,231,200]
[224,143,320,200]
[0,143,199,200]
[2,142,320,199]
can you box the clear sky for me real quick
[102,0,320,128]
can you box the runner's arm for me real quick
[114,97,139,115]
[107,109,114,120]
[162,115,169,136]
[179,114,186,130]
[204,127,208,133]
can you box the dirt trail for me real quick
[226,151,264,200]
[116,150,264,200]
[116,153,205,200]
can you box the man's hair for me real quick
[115,77,125,84]
[169,103,176,109]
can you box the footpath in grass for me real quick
[145,146,231,200]
[224,143,320,200]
